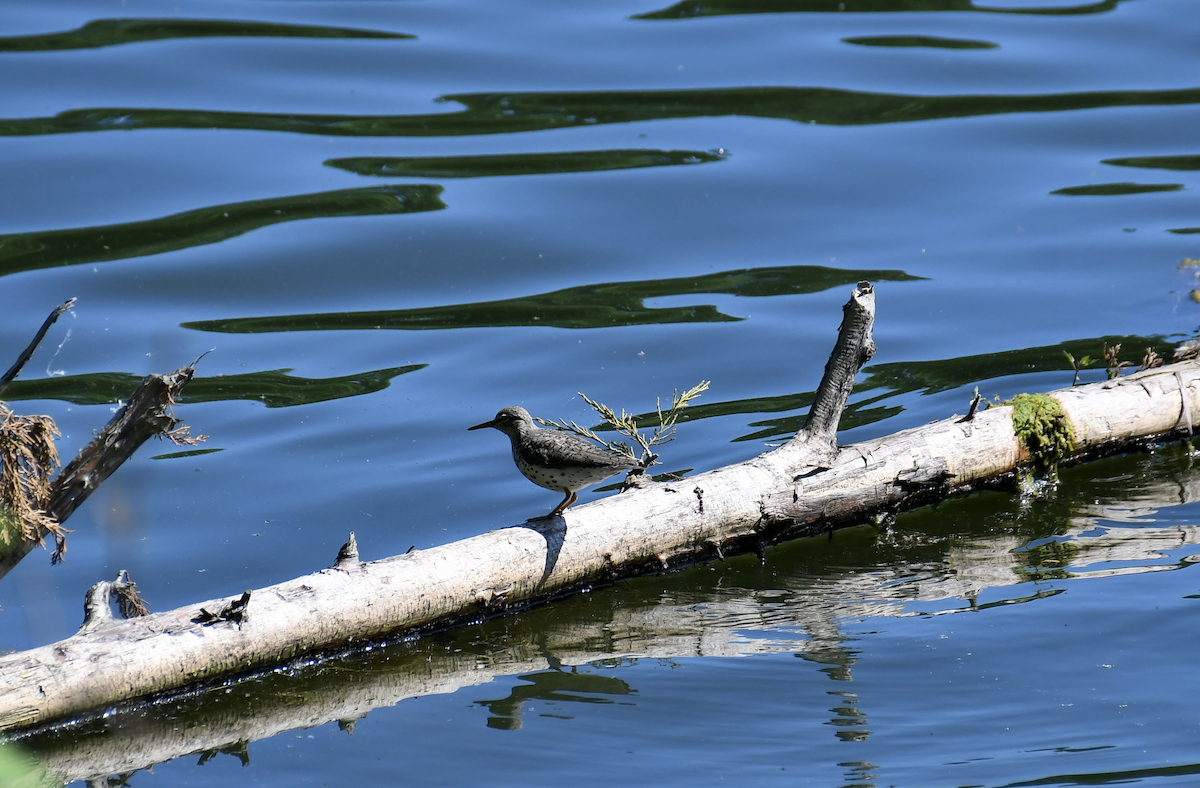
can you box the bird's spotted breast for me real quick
[514,450,627,492]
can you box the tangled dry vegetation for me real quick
[0,405,63,547]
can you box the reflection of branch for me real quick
[14,583,849,781]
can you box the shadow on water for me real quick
[631,0,1124,20]
[0,18,412,52]
[0,366,425,409]
[0,185,446,279]
[4,84,1198,139]
[326,148,728,179]
[181,265,924,333]
[14,447,1200,783]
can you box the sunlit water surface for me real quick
[2,0,1200,785]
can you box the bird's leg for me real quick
[550,490,578,518]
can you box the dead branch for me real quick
[0,363,203,576]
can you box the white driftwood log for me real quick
[1,283,1197,734]
[18,464,1200,783]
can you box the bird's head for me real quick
[468,406,534,439]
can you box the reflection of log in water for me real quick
[19,448,1200,784]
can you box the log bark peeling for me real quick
[2,283,1197,734]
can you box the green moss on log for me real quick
[1011,393,1075,478]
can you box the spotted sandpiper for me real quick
[469,405,641,518]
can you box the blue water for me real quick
[3,0,1200,785]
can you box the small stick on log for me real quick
[334,532,361,570]
[79,570,150,634]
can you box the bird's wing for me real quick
[527,431,635,470]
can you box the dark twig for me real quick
[0,298,76,397]
[962,386,983,422]
[193,590,251,627]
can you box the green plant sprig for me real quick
[536,381,710,468]
[1063,350,1094,386]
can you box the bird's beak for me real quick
[468,419,495,431]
